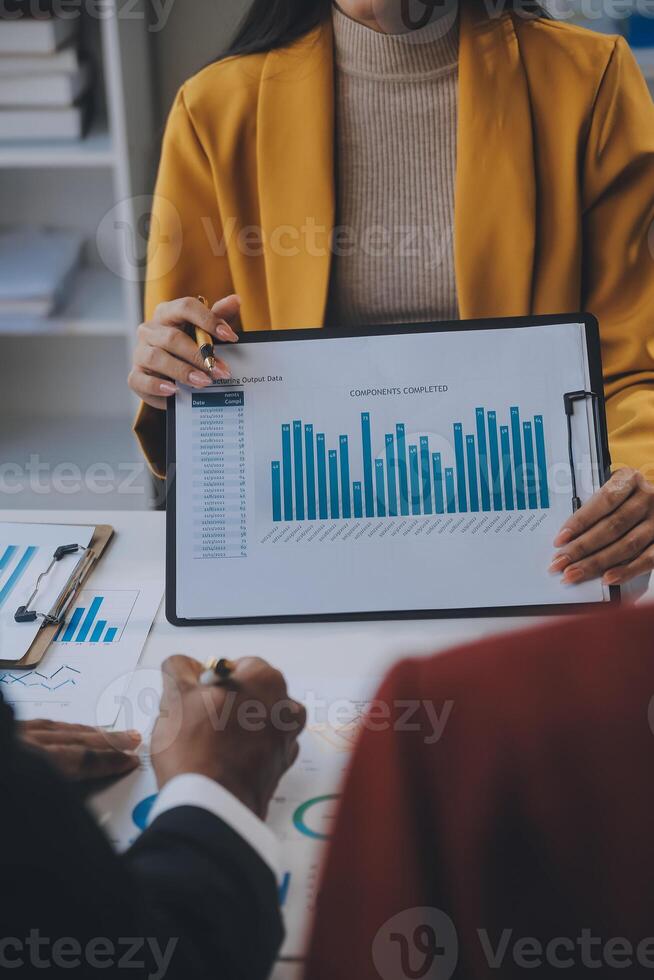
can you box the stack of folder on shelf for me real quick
[0,228,83,328]
[0,10,91,140]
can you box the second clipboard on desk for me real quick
[0,522,113,669]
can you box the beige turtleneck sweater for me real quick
[327,5,459,327]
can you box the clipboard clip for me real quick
[14,543,96,626]
[564,390,602,512]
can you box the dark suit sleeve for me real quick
[128,807,283,979]
[0,697,282,979]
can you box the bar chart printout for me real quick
[53,590,140,645]
[269,407,551,523]
[0,544,39,611]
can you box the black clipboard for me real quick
[166,314,619,626]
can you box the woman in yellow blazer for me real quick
[131,0,654,588]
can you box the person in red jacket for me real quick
[305,602,654,980]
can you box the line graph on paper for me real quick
[0,665,81,693]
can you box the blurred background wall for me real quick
[149,0,247,127]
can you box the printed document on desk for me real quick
[170,317,613,622]
[0,557,162,726]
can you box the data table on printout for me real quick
[175,323,608,620]
[192,390,247,560]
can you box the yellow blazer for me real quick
[136,5,654,479]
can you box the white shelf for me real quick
[0,267,125,337]
[0,123,115,169]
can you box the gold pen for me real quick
[195,295,216,372]
[199,657,236,687]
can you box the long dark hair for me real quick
[222,0,547,59]
[223,0,331,58]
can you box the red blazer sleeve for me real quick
[305,603,654,980]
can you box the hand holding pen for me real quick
[151,655,307,818]
[129,294,240,410]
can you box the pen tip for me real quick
[204,356,216,372]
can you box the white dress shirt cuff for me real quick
[147,773,281,881]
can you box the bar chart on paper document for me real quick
[269,406,551,523]
[52,590,140,644]
[0,544,39,610]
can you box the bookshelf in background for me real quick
[0,0,156,509]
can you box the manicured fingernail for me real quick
[548,554,571,573]
[563,567,584,585]
[189,370,211,387]
[554,528,574,547]
[128,730,142,744]
[159,382,177,396]
[216,325,238,342]
[211,364,231,380]
[603,571,620,585]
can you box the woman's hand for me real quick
[549,468,654,587]
[18,719,142,782]
[129,294,240,410]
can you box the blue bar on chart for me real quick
[104,628,118,643]
[293,421,305,521]
[282,424,293,520]
[534,415,550,508]
[271,462,282,522]
[269,405,551,523]
[510,407,526,510]
[62,606,85,642]
[445,467,457,513]
[90,620,107,643]
[476,408,491,511]
[0,545,16,572]
[396,424,409,516]
[316,434,328,520]
[466,435,480,512]
[305,425,316,520]
[328,450,340,519]
[385,434,398,517]
[453,423,468,512]
[432,453,445,514]
[0,546,38,610]
[361,413,375,517]
[487,411,503,510]
[409,446,421,515]
[279,872,291,907]
[76,595,104,643]
[353,482,363,518]
[339,436,351,518]
[375,459,386,517]
[500,426,515,510]
[523,421,538,509]
[420,437,432,515]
